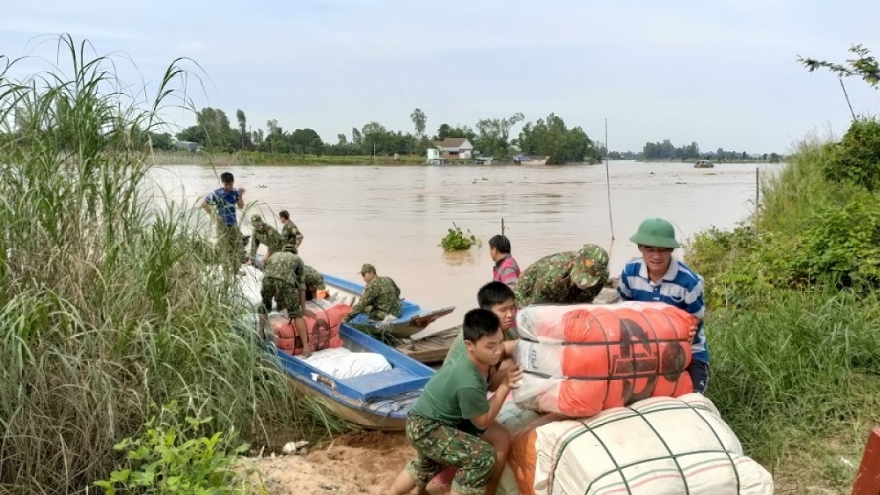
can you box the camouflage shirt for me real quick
[250,224,285,259]
[303,265,326,290]
[515,245,610,308]
[262,251,305,289]
[349,275,403,320]
[282,221,303,247]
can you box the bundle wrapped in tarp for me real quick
[508,394,774,495]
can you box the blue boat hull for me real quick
[264,322,435,430]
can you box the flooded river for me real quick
[151,161,779,335]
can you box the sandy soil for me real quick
[249,431,449,495]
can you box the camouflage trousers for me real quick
[405,415,495,495]
[215,222,243,264]
[260,277,303,317]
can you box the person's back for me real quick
[263,251,303,287]
[488,234,520,288]
[368,275,402,316]
[515,244,609,308]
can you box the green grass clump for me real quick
[686,127,880,492]
[0,35,349,495]
[440,223,482,252]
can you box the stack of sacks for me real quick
[269,301,349,355]
[508,394,774,495]
[512,302,696,417]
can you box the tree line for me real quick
[151,107,600,163]
[600,139,783,162]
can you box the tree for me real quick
[235,109,248,149]
[799,44,879,89]
[434,123,476,142]
[337,133,347,145]
[289,128,323,155]
[517,113,599,164]
[474,112,524,157]
[410,108,427,137]
[351,127,362,146]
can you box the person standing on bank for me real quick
[488,235,520,289]
[617,217,709,393]
[200,172,245,261]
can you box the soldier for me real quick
[302,264,328,301]
[279,210,304,249]
[249,214,285,266]
[514,243,610,308]
[387,309,523,495]
[343,263,403,322]
[199,172,245,262]
[260,245,310,358]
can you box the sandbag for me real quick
[236,264,264,308]
[304,347,391,379]
[269,301,349,355]
[426,395,542,495]
[508,394,774,495]
[512,302,696,417]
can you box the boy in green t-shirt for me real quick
[387,309,524,495]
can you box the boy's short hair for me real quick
[462,309,501,343]
[477,281,515,309]
[220,172,234,183]
[488,234,511,254]
[279,210,290,220]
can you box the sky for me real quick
[3,0,880,154]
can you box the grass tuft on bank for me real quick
[0,35,349,495]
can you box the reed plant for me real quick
[0,35,348,495]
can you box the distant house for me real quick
[432,138,474,159]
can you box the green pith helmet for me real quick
[629,218,680,249]
[250,214,263,223]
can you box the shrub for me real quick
[440,223,482,251]
[94,403,262,495]
[822,118,880,190]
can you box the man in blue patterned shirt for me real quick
[617,217,709,393]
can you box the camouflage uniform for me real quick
[250,217,286,260]
[303,265,326,291]
[405,415,496,495]
[260,250,306,317]
[344,275,403,322]
[515,244,610,308]
[282,221,303,248]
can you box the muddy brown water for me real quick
[151,161,780,336]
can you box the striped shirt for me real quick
[617,257,708,363]
[493,255,521,288]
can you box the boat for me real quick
[265,321,435,431]
[475,156,494,165]
[513,154,550,166]
[694,160,714,168]
[396,326,459,366]
[322,273,456,338]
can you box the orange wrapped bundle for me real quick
[269,301,349,355]
[512,302,695,417]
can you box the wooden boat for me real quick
[396,326,459,366]
[322,273,456,338]
[514,155,550,166]
[265,322,435,431]
[694,160,715,168]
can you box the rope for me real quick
[542,400,739,495]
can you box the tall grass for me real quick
[0,36,346,494]
[687,135,880,492]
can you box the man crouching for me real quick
[387,309,523,495]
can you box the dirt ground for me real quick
[249,430,450,495]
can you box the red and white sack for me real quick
[513,302,696,417]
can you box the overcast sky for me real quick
[3,0,880,153]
